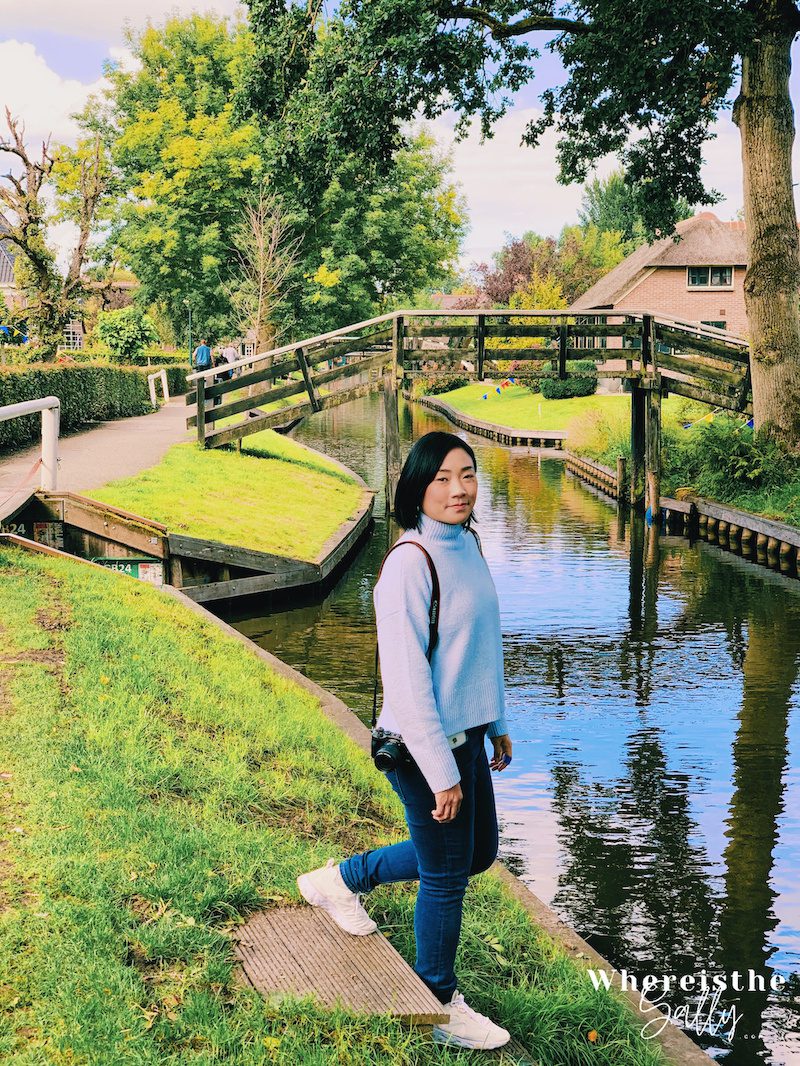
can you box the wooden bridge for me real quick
[186,309,751,519]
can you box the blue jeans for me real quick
[339,724,498,1003]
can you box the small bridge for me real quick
[186,310,750,518]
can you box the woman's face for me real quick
[421,447,478,525]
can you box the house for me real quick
[0,215,22,310]
[570,212,748,337]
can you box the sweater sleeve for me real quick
[374,546,460,793]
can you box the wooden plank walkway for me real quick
[234,906,538,1062]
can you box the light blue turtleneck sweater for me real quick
[374,511,509,793]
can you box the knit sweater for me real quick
[374,511,509,793]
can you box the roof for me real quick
[0,216,17,288]
[571,212,749,311]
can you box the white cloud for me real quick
[4,0,247,43]
[0,40,103,144]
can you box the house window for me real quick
[701,320,727,331]
[574,314,607,350]
[63,321,83,350]
[687,266,733,288]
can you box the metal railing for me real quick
[0,396,60,492]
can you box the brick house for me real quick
[570,211,748,337]
[0,215,22,311]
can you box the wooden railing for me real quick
[185,310,751,449]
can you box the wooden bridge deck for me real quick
[234,906,537,1062]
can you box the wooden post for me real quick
[476,314,486,381]
[616,456,627,502]
[558,317,568,380]
[645,379,662,524]
[630,382,646,509]
[196,372,207,447]
[385,316,403,516]
[296,347,320,412]
[641,313,653,371]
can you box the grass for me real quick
[84,435,364,560]
[0,546,668,1066]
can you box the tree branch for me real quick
[449,4,589,37]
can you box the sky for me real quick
[2,1,800,270]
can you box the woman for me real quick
[298,431,513,1050]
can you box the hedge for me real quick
[539,359,598,400]
[0,363,188,451]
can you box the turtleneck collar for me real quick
[415,511,467,543]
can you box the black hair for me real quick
[393,431,478,531]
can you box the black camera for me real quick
[371,727,412,773]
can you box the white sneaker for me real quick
[297,859,378,936]
[433,990,511,1050]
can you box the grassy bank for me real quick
[85,434,364,560]
[0,547,666,1066]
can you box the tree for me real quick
[103,15,264,343]
[0,111,113,356]
[246,0,800,444]
[96,306,159,361]
[227,184,300,355]
[579,170,694,251]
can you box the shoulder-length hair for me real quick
[393,431,478,531]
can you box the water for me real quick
[218,393,800,1065]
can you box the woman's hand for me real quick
[432,783,463,823]
[490,734,513,772]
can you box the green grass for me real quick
[84,436,364,560]
[0,547,667,1066]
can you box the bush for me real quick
[0,363,186,451]
[409,373,471,397]
[97,307,160,362]
[664,416,793,497]
[539,359,597,399]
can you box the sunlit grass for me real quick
[0,547,667,1066]
[84,438,364,560]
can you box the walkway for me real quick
[0,398,191,516]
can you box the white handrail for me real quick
[147,368,169,408]
[0,396,60,491]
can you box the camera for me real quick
[371,727,412,773]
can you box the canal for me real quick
[219,393,800,1066]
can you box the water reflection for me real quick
[219,394,800,1064]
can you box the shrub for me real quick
[96,307,160,362]
[664,416,793,497]
[409,373,471,397]
[0,363,186,450]
[539,359,597,399]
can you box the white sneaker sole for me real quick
[296,873,378,936]
[432,1027,511,1050]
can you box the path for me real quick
[0,398,191,516]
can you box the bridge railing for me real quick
[185,309,751,448]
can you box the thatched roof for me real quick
[571,212,748,311]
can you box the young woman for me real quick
[298,431,513,1050]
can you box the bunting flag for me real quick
[0,323,28,342]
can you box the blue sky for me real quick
[2,3,798,267]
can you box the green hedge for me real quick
[540,359,598,400]
[0,364,188,450]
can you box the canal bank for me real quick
[0,536,687,1066]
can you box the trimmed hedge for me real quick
[0,363,188,450]
[540,359,598,400]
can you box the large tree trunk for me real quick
[733,0,800,447]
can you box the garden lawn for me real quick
[0,546,667,1066]
[84,436,364,561]
[433,383,694,438]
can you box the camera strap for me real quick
[371,528,482,729]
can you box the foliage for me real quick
[0,364,184,450]
[540,361,598,400]
[96,306,160,361]
[664,416,795,497]
[478,225,626,307]
[579,169,694,252]
[410,372,471,398]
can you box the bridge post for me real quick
[476,314,485,380]
[385,315,403,515]
[645,377,662,524]
[196,373,207,447]
[558,317,568,380]
[630,382,646,508]
[296,347,321,412]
